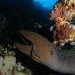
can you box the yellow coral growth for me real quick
[55,17,64,27]
[65,6,69,10]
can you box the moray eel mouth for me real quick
[14,30,40,58]
[15,30,32,46]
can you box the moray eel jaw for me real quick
[14,30,58,64]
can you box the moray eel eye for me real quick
[30,45,40,58]
[34,51,40,58]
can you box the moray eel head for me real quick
[14,30,56,64]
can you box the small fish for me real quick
[14,30,75,74]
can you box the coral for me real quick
[50,8,63,20]
[63,0,75,6]
[53,26,69,40]
[64,9,75,21]
[50,0,75,23]
[49,0,75,46]
[0,44,33,75]
[52,25,75,46]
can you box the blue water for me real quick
[33,0,58,9]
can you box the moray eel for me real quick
[14,30,75,74]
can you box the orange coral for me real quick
[55,17,64,26]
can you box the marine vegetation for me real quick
[50,0,75,47]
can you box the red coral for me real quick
[50,2,64,20]
[50,8,62,20]
[52,26,72,40]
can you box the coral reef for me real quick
[0,44,32,75]
[49,0,75,47]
